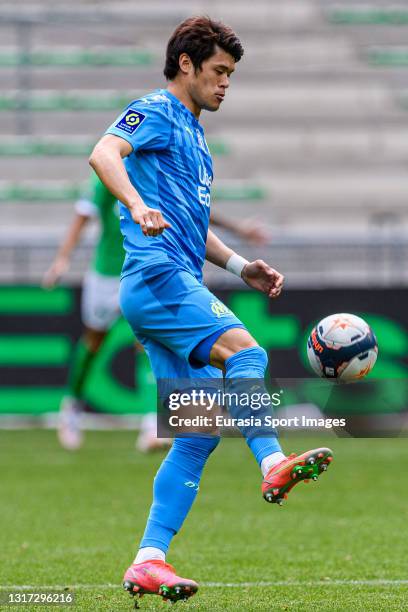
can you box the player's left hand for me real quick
[241,259,284,298]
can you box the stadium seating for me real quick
[1,0,408,283]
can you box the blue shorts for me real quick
[119,263,245,380]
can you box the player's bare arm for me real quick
[205,228,284,298]
[89,134,170,237]
[42,212,90,288]
[210,210,270,245]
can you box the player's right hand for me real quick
[42,257,70,288]
[131,206,171,237]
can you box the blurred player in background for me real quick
[43,174,127,450]
[43,173,268,451]
[90,16,334,604]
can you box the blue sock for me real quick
[140,435,220,553]
[225,346,282,466]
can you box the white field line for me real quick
[1,580,408,589]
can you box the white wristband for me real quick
[226,253,249,277]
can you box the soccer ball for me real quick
[307,313,378,382]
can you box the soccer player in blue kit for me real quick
[90,16,333,604]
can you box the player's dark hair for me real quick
[164,16,244,80]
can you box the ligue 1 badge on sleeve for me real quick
[115,109,146,134]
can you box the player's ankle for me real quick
[134,546,166,564]
[261,451,286,477]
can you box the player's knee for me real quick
[210,327,258,369]
[225,346,268,378]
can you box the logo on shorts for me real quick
[210,300,232,318]
[115,109,146,134]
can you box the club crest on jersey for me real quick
[210,300,232,318]
[115,109,146,134]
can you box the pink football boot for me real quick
[262,447,333,505]
[123,559,198,604]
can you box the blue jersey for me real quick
[105,89,213,282]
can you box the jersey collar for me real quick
[161,89,202,129]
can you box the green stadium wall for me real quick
[0,286,407,415]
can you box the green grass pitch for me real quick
[0,430,407,611]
